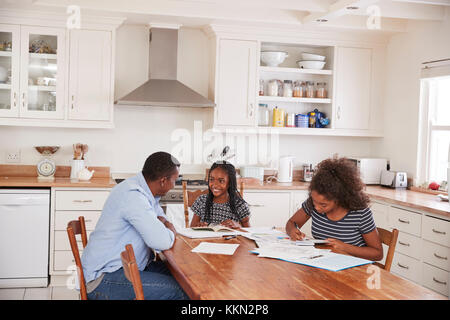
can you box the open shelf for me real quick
[258,96,331,104]
[260,66,332,75]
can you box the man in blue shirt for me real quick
[81,152,188,300]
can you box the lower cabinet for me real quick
[371,199,450,297]
[244,191,291,228]
[49,188,110,285]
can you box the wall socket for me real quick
[5,149,21,163]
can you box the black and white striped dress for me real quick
[302,197,376,247]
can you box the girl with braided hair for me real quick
[286,157,383,261]
[190,161,251,229]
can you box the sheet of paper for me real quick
[192,242,240,255]
[178,228,238,239]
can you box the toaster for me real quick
[380,170,408,188]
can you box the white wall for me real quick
[371,10,450,182]
[0,24,380,175]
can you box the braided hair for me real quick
[204,161,241,222]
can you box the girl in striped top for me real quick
[286,157,383,261]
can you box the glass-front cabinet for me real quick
[0,24,20,117]
[19,26,65,119]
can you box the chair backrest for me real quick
[374,227,399,272]
[120,244,144,300]
[66,216,88,300]
[182,180,245,227]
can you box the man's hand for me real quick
[157,216,177,235]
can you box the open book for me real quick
[191,225,235,232]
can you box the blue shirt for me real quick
[81,172,175,284]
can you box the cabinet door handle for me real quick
[13,92,17,107]
[22,92,26,109]
[432,228,446,235]
[398,218,410,224]
[247,103,254,118]
[433,253,448,260]
[397,263,409,269]
[73,199,93,203]
[398,241,410,247]
[433,277,447,285]
[337,106,341,120]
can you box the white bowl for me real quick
[261,51,289,67]
[297,60,326,70]
[301,52,326,61]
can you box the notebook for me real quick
[275,253,373,272]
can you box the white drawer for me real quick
[389,207,421,236]
[55,190,109,211]
[395,231,422,260]
[54,211,101,231]
[422,240,450,272]
[54,230,92,251]
[391,252,422,284]
[422,215,450,247]
[422,263,449,297]
[54,250,82,271]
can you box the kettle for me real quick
[78,167,95,181]
[278,156,295,183]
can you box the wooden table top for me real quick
[162,235,446,300]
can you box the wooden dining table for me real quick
[161,234,447,300]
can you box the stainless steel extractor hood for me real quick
[115,27,215,108]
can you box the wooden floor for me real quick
[0,286,80,300]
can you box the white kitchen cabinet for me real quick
[334,47,371,130]
[370,201,390,230]
[214,39,257,127]
[50,188,110,285]
[244,191,290,228]
[68,29,112,121]
[0,24,20,118]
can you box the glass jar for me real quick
[300,81,306,98]
[306,81,315,98]
[316,82,327,98]
[259,79,265,96]
[283,80,293,97]
[258,104,269,126]
[293,81,300,97]
[267,79,278,96]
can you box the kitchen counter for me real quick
[0,176,116,188]
[243,181,450,219]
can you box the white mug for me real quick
[70,159,85,179]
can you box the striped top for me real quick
[302,197,376,247]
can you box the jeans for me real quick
[87,261,189,300]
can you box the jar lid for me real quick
[284,80,292,83]
[259,104,268,107]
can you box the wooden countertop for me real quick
[0,176,116,188]
[243,181,450,219]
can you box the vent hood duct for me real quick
[115,27,215,108]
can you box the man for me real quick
[80,152,188,300]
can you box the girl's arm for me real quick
[326,229,383,261]
[240,216,250,227]
[286,208,310,240]
[189,214,208,227]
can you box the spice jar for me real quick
[267,79,278,96]
[283,80,293,97]
[259,79,265,96]
[316,82,327,98]
[293,81,301,97]
[306,81,315,98]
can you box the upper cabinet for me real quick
[334,47,371,130]
[214,39,257,127]
[0,13,123,128]
[68,29,112,122]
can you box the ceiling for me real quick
[1,0,449,34]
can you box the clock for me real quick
[37,158,56,180]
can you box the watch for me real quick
[37,158,56,177]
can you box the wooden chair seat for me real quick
[373,227,399,272]
[66,216,88,300]
[121,244,145,300]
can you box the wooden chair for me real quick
[373,227,399,272]
[66,216,89,300]
[121,244,145,300]
[182,180,245,227]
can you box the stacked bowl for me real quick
[296,52,326,70]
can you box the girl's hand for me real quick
[287,227,305,241]
[198,221,209,227]
[220,219,241,229]
[326,238,348,253]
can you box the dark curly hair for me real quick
[309,157,370,210]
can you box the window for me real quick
[417,75,450,185]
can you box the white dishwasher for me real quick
[0,189,50,288]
